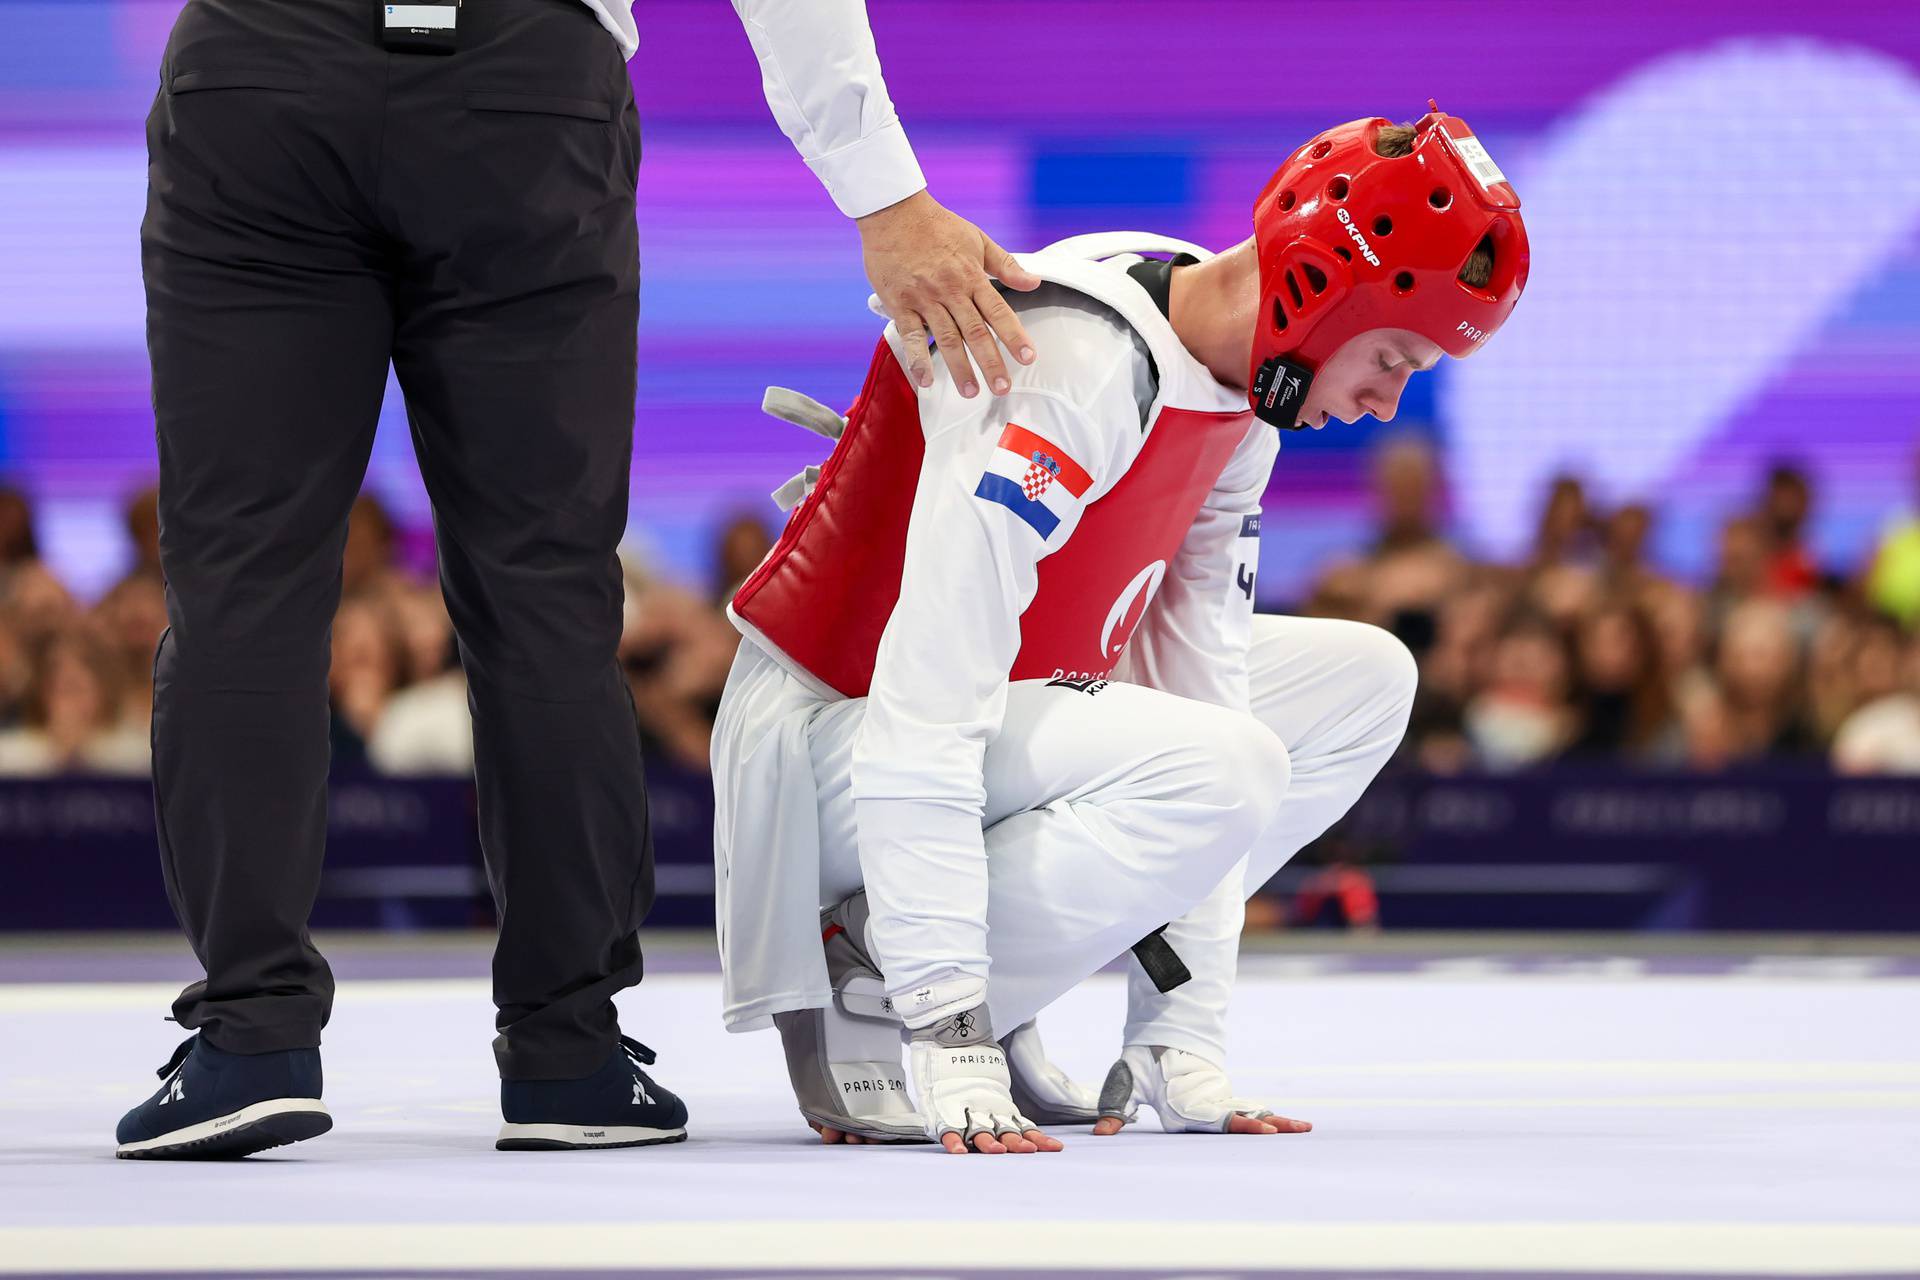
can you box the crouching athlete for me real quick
[711,105,1529,1154]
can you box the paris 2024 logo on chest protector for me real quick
[1099,559,1168,663]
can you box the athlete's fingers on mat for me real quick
[976,284,1034,371]
[940,1132,971,1155]
[1092,1115,1127,1136]
[1024,1129,1065,1152]
[970,1132,1009,1155]
[1227,1112,1311,1134]
[996,1130,1036,1154]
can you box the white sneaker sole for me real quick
[116,1098,331,1159]
[495,1121,687,1151]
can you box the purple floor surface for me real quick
[9,932,1920,986]
[17,1273,1919,1280]
[2,944,1917,1276]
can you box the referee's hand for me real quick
[858,190,1041,398]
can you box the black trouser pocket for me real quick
[465,90,612,122]
[168,69,309,94]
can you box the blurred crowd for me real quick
[3,441,1919,779]
[0,483,770,779]
[1307,441,1920,775]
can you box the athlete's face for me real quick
[1294,328,1445,431]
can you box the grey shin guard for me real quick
[776,891,925,1143]
[774,1006,924,1142]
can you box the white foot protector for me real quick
[1003,1019,1101,1124]
[1103,1045,1282,1134]
[907,1007,1035,1147]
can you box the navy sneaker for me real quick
[116,1034,331,1160]
[496,1035,688,1151]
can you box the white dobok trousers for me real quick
[798,614,1417,1059]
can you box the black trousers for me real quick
[144,0,650,1080]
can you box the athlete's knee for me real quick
[1205,715,1292,846]
[1313,620,1419,726]
[1362,623,1420,721]
[1241,719,1293,834]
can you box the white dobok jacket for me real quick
[715,233,1278,1032]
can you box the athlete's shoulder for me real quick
[996,277,1155,430]
[992,233,1225,428]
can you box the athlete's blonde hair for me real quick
[1375,124,1495,290]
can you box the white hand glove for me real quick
[1002,1019,1101,1124]
[907,1008,1035,1147]
[1106,1045,1288,1134]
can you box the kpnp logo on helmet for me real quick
[1334,207,1381,268]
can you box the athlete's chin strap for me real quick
[1250,356,1315,430]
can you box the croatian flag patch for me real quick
[973,423,1092,539]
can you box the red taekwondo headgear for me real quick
[1249,101,1530,428]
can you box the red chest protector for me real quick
[730,238,1255,700]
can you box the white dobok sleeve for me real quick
[1122,418,1275,711]
[1114,418,1279,1064]
[731,0,927,218]
[850,362,1138,1028]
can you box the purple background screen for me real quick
[1,0,1917,599]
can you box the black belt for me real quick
[1130,925,1191,993]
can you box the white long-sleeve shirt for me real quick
[580,0,927,218]
[849,264,1275,1017]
